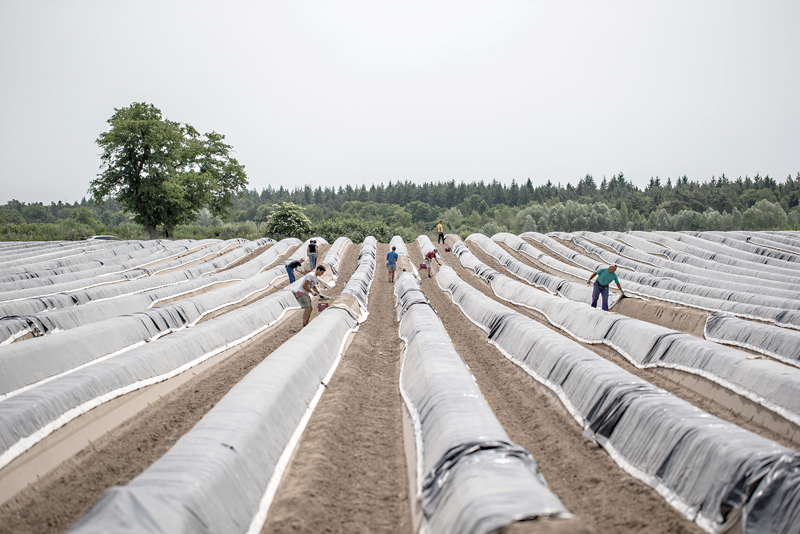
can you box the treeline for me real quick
[2,172,800,241]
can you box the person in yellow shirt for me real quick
[436,220,445,244]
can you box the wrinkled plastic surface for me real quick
[468,233,619,306]
[452,239,800,426]
[64,238,376,534]
[0,247,300,397]
[436,265,799,533]
[704,312,800,368]
[395,271,568,534]
[522,232,800,329]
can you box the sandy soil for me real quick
[263,243,411,534]
[0,244,356,534]
[459,241,796,449]
[412,241,701,534]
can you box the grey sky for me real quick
[1,0,798,204]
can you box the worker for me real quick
[588,265,624,311]
[424,248,441,278]
[296,265,327,327]
[436,220,445,244]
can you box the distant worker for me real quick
[387,246,399,283]
[285,259,305,284]
[424,248,441,278]
[588,265,624,311]
[307,239,318,269]
[296,265,327,327]
[437,220,445,244]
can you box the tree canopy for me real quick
[90,102,247,238]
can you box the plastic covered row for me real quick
[394,270,569,534]
[390,235,420,278]
[0,238,253,303]
[571,236,800,311]
[453,239,800,427]
[633,232,800,280]
[683,231,800,265]
[0,236,352,472]
[0,238,295,317]
[496,233,800,366]
[0,240,207,284]
[710,231,800,256]
[0,240,154,271]
[468,233,620,306]
[522,232,800,329]
[580,231,800,295]
[609,231,800,287]
[436,265,800,534]
[0,238,315,397]
[63,238,376,534]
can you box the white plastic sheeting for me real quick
[468,233,620,307]
[316,236,351,287]
[452,239,800,427]
[522,232,800,329]
[581,232,800,296]
[390,235,420,278]
[0,239,253,303]
[0,239,308,398]
[63,238,376,534]
[634,232,800,281]
[571,236,800,310]
[436,265,800,534]
[684,231,800,265]
[499,232,800,372]
[0,238,296,318]
[704,313,800,368]
[395,271,569,534]
[613,232,800,287]
[0,240,204,285]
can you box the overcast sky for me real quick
[1,0,798,204]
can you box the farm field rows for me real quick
[0,231,798,534]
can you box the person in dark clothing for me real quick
[285,260,304,284]
[307,240,318,269]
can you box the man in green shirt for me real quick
[588,265,624,311]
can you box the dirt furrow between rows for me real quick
[461,239,796,448]
[263,242,411,534]
[408,240,703,534]
[0,243,357,534]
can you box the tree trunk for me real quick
[165,226,174,239]
[146,224,158,239]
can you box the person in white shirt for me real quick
[296,265,327,327]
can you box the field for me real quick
[0,231,798,534]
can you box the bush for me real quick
[312,218,395,244]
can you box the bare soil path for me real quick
[411,240,703,534]
[263,242,411,534]
[0,244,357,534]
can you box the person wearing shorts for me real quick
[296,265,327,326]
[307,240,318,269]
[588,265,624,311]
[387,246,399,283]
[424,248,441,278]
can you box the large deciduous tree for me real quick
[91,102,248,238]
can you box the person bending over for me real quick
[296,265,327,327]
[285,259,304,284]
[387,246,399,283]
[588,264,624,311]
[424,248,441,278]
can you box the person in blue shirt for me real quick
[588,265,624,311]
[387,246,399,283]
